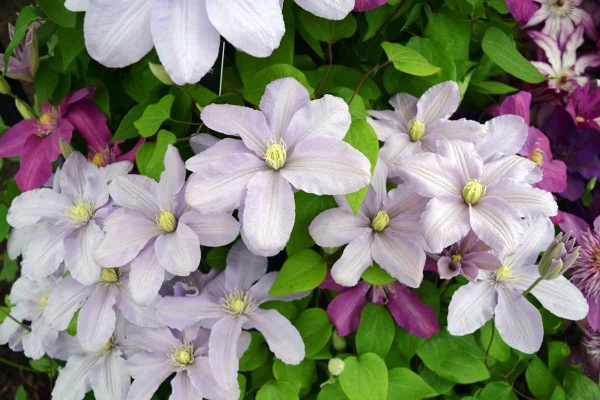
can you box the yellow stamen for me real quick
[371,211,390,232]
[39,293,49,308]
[100,336,116,354]
[171,344,195,369]
[462,179,485,205]
[223,290,255,316]
[39,112,54,126]
[495,266,513,282]
[100,268,119,284]
[407,118,426,142]
[91,152,107,167]
[529,148,544,166]
[66,197,94,224]
[264,138,287,170]
[451,253,463,263]
[575,116,585,123]
[156,210,177,232]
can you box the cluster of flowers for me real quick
[0,75,594,399]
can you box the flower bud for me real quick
[149,62,174,85]
[59,138,73,159]
[332,331,346,351]
[15,98,36,120]
[0,77,11,95]
[538,231,580,280]
[322,246,340,255]
[328,358,345,376]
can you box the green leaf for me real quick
[35,63,59,107]
[239,331,270,372]
[387,368,437,400]
[0,252,18,282]
[479,321,510,362]
[113,102,151,142]
[548,341,571,373]
[416,331,490,384]
[425,13,471,60]
[205,246,228,271]
[272,358,317,391]
[344,120,379,213]
[269,249,326,296]
[286,192,336,255]
[135,130,176,180]
[563,371,600,400]
[382,42,441,77]
[394,326,424,360]
[39,0,77,27]
[134,95,175,137]
[56,24,85,70]
[470,81,518,95]
[3,6,38,73]
[299,10,357,44]
[294,308,332,357]
[15,386,27,400]
[256,381,299,400]
[482,27,546,83]
[317,381,348,400]
[419,367,455,395]
[356,304,395,358]
[339,353,388,400]
[0,204,8,242]
[362,264,395,285]
[526,357,557,399]
[477,381,518,400]
[29,356,58,373]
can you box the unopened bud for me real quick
[328,358,345,376]
[0,77,11,95]
[322,247,340,256]
[15,98,36,119]
[332,331,346,351]
[59,138,73,159]
[538,231,580,280]
[149,62,174,85]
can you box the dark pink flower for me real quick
[505,0,538,24]
[354,0,388,12]
[565,84,600,131]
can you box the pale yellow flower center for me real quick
[462,179,485,205]
[264,138,287,170]
[100,268,119,284]
[223,290,255,316]
[156,210,177,232]
[39,112,54,126]
[90,152,107,167]
[494,266,513,282]
[66,197,94,224]
[171,344,195,369]
[451,253,463,263]
[407,118,426,142]
[371,211,390,232]
[529,148,544,166]
[39,293,49,308]
[100,336,116,354]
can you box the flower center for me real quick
[264,138,287,170]
[575,116,585,123]
[156,210,177,233]
[529,148,544,166]
[223,290,255,316]
[171,344,195,369]
[36,108,59,137]
[100,268,119,284]
[451,253,463,263]
[462,179,485,205]
[407,118,426,142]
[550,0,573,15]
[494,266,513,282]
[90,150,109,167]
[100,336,116,354]
[39,293,49,308]
[371,211,390,232]
[66,197,94,224]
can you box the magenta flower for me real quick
[565,83,600,131]
[435,231,502,280]
[0,88,95,191]
[505,0,538,23]
[0,22,39,82]
[354,0,388,12]
[321,272,439,338]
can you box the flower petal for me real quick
[495,287,543,353]
[416,81,460,124]
[108,175,159,219]
[51,355,97,400]
[179,210,240,248]
[224,241,268,291]
[331,231,374,287]
[64,222,104,286]
[531,276,589,320]
[481,155,540,185]
[386,283,439,338]
[260,78,311,138]
[246,308,304,364]
[129,244,166,305]
[44,276,93,331]
[77,285,118,352]
[89,350,130,400]
[208,316,245,389]
[154,223,200,276]
[186,138,251,174]
[421,196,470,253]
[7,188,70,228]
[326,282,370,336]
[470,196,523,253]
[157,145,186,211]
[447,281,497,335]
[486,179,557,219]
[0,119,37,158]
[294,0,354,20]
[371,230,425,288]
[476,115,528,161]
[393,153,463,198]
[309,208,370,247]
[127,355,173,400]
[157,296,225,330]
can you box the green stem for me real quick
[522,277,543,297]
[0,307,31,332]
[0,356,38,373]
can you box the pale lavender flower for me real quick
[0,271,61,359]
[530,26,600,93]
[367,81,483,167]
[49,315,131,400]
[126,326,238,400]
[0,22,39,82]
[394,140,558,253]
[435,231,502,280]
[447,218,588,353]
[524,0,598,45]
[157,241,306,391]
[160,269,220,298]
[309,177,428,287]
[7,152,131,284]
[186,78,371,256]
[43,267,162,352]
[95,145,239,305]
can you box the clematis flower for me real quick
[0,271,62,359]
[530,27,600,93]
[321,273,439,338]
[43,267,162,352]
[367,81,483,167]
[7,152,131,284]
[0,22,39,82]
[565,83,600,131]
[95,145,240,305]
[157,242,306,392]
[309,181,428,288]
[524,0,598,45]
[126,325,237,400]
[394,139,557,253]
[186,78,370,257]
[49,315,131,400]
[544,107,600,201]
[354,0,388,12]
[434,231,502,280]
[66,0,352,85]
[505,0,538,23]
[447,218,589,353]
[0,88,97,191]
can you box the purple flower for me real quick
[186,78,371,256]
[0,271,61,359]
[544,107,600,201]
[0,88,97,191]
[49,315,131,400]
[321,272,439,338]
[157,242,306,391]
[354,0,388,12]
[368,81,483,166]
[43,267,162,352]
[524,0,598,45]
[7,152,132,284]
[394,139,557,253]
[448,218,588,353]
[435,231,502,280]
[309,180,428,288]
[126,326,235,400]
[530,26,600,93]
[95,145,240,305]
[505,0,538,23]
[565,83,600,131]
[0,22,39,82]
